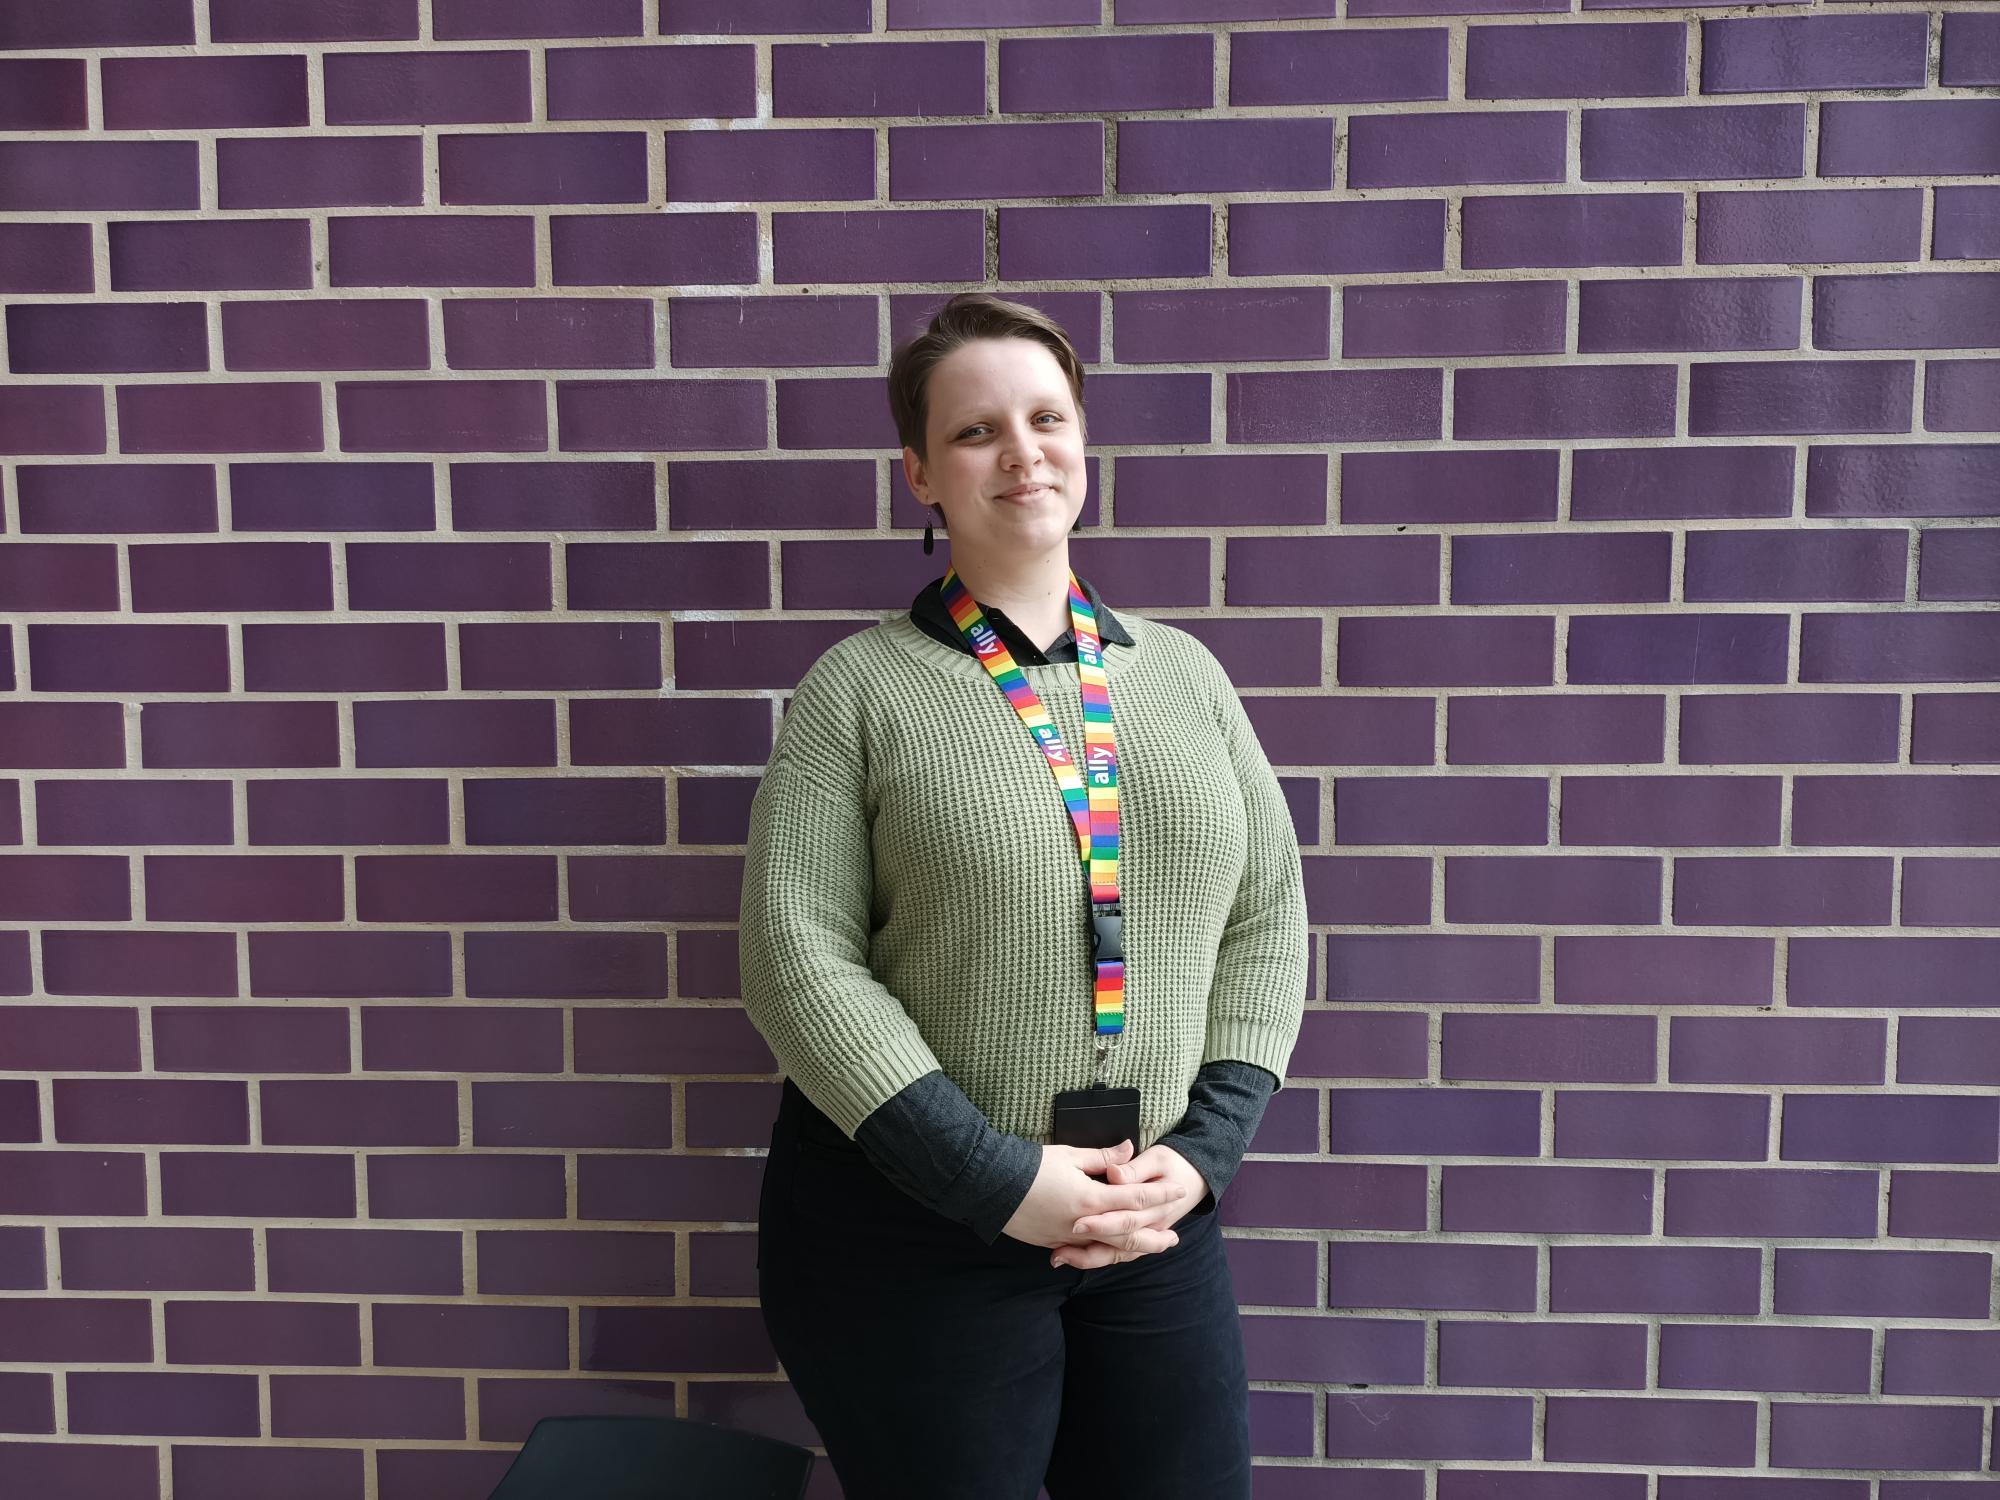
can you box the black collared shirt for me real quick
[909,572,1136,666]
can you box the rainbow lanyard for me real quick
[939,566,1125,1079]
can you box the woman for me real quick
[738,292,1308,1498]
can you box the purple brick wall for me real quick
[1,1,1996,1495]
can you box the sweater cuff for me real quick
[853,1070,1040,1246]
[1156,1059,1279,1216]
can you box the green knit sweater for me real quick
[737,607,1309,1148]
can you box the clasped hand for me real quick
[1001,1138,1210,1271]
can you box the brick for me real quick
[1546,1397,1756,1467]
[354,698,558,768]
[1886,1329,2000,1398]
[669,296,875,369]
[772,207,981,283]
[0,1150,147,1215]
[436,0,641,37]
[1669,1016,1885,1086]
[60,1226,254,1291]
[463,931,668,999]
[140,701,338,771]
[152,1006,351,1073]
[262,1080,457,1147]
[1578,276,1799,353]
[671,126,873,202]
[1926,358,2000,433]
[218,136,422,210]
[890,0,1091,23]
[130,541,332,612]
[1348,110,1566,188]
[1343,449,1556,526]
[242,622,447,692]
[1806,444,2000,519]
[1799,773,2000,844]
[248,930,449,999]
[1468,22,1685,99]
[1230,199,1446,275]
[325,49,531,125]
[1454,364,1677,439]
[347,541,552,611]
[0,141,197,211]
[373,1303,567,1370]
[144,854,343,923]
[0,223,92,293]
[1225,534,1430,607]
[35,780,229,847]
[1441,1014,1655,1083]
[165,1300,360,1367]
[553,211,758,286]
[1704,14,1928,92]
[221,299,429,372]
[1325,1393,1530,1461]
[441,132,647,205]
[368,1154,566,1220]
[462,776,663,845]
[1912,696,2000,765]
[245,778,448,846]
[549,43,755,120]
[1664,1167,1879,1239]
[1230,369,1442,443]
[53,1078,246,1146]
[68,1371,259,1438]
[116,381,325,453]
[110,218,312,292]
[0,0,194,48]
[1583,103,1804,181]
[1345,281,1563,359]
[477,1230,676,1296]
[1231,28,1444,106]
[1453,532,1666,605]
[0,58,87,130]
[1684,529,1904,603]
[1942,12,2000,85]
[268,1228,462,1294]
[41,930,236,998]
[8,303,199,376]
[1688,359,1912,437]
[1001,202,1212,279]
[1000,34,1208,113]
[1906,857,2000,926]
[459,621,661,690]
[452,460,653,530]
[1921,528,2000,602]
[172,1446,364,1497]
[336,380,548,453]
[354,855,557,922]
[893,120,1101,199]
[102,55,307,129]
[1462,192,1682,270]
[442,297,653,370]
[1816,272,2000,353]
[1440,1320,1648,1389]
[0,542,119,610]
[362,1007,564,1073]
[210,0,416,41]
[0,386,106,455]
[1551,1244,1761,1314]
[15,462,212,535]
[554,378,764,452]
[1697,187,1923,266]
[1769,1402,1983,1471]
[1117,287,1328,365]
[1784,1094,1998,1164]
[1674,855,1892,924]
[1120,117,1336,194]
[1821,101,2000,178]
[1355,0,1564,12]
[330,215,537,288]
[162,1151,356,1218]
[270,1374,464,1441]
[29,623,226,692]
[783,38,982,116]
[565,539,767,611]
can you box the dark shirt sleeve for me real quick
[853,1059,1278,1243]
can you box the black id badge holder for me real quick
[1051,1083,1141,1149]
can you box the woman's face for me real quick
[902,336,1088,564]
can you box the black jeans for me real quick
[756,1078,1252,1500]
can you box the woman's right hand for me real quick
[1000,1140,1187,1260]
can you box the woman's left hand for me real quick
[1050,1143,1210,1270]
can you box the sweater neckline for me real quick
[878,609,1142,682]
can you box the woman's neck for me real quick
[947,549,1076,653]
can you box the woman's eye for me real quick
[959,414,1062,438]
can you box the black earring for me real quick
[923,512,934,554]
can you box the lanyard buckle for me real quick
[1088,903,1123,965]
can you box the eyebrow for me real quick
[942,398,1071,427]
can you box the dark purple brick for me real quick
[1793,937,2000,1009]
[110,218,311,292]
[325,49,531,125]
[1684,528,1904,604]
[270,1374,464,1441]
[1453,532,1669,604]
[0,542,120,610]
[1546,1396,1756,1467]
[1942,12,2000,85]
[354,854,557,922]
[162,1151,357,1219]
[472,1081,673,1149]
[1354,0,1566,17]
[1704,14,1928,92]
[1469,21,1684,99]
[566,539,766,611]
[245,778,449,847]
[354,698,557,769]
[1231,369,1441,444]
[556,378,765,452]
[459,621,661,690]
[1344,281,1564,359]
[41,930,236,998]
[669,295,876,369]
[60,1226,253,1291]
[442,297,652,370]
[1462,191,1683,269]
[1000,34,1209,113]
[0,1150,146,1215]
[336,380,547,453]
[1821,101,2000,178]
[1340,449,1554,526]
[1769,1402,1983,1472]
[1936,188,2000,261]
[1111,288,1324,365]
[172,1445,364,1498]
[1913,695,2000,765]
[0,0,194,48]
[165,1299,360,1368]
[1454,364,1676,439]
[1801,612,2000,683]
[778,37,983,116]
[1000,203,1211,280]
[15,462,212,535]
[210,0,416,40]
[1348,110,1566,188]
[1573,446,1793,520]
[152,1006,351,1074]
[441,131,647,206]
[1925,359,2000,433]
[0,140,197,211]
[671,126,873,202]
[0,58,87,130]
[139,701,338,771]
[435,0,640,34]
[0,386,106,455]
[1231,27,1446,104]
[1698,187,1923,266]
[373,1303,567,1370]
[143,854,343,923]
[1817,273,2000,353]
[29,623,226,692]
[463,933,667,1000]
[346,541,550,611]
[548,43,754,121]
[1441,1014,1655,1083]
[35,779,228,847]
[1670,1016,1884,1085]
[1681,692,1899,765]
[130,541,332,612]
[1324,1393,1530,1462]
[0,223,92,293]
[1223,534,1433,607]
[248,930,449,1000]
[1230,199,1446,275]
[1551,1245,1761,1315]
[1884,1329,2000,1396]
[1797,772,2000,845]
[553,211,758,287]
[262,1080,457,1147]
[102,55,307,129]
[464,776,663,846]
[1784,1094,1998,1165]
[1578,276,1800,353]
[329,215,536,288]
[231,460,433,532]
[452,460,654,531]
[242,622,447,693]
[221,299,429,372]
[889,0,1090,24]
[1922,528,2000,602]
[68,1370,259,1438]
[1807,444,2000,519]
[1690,359,1911,436]
[894,120,1101,199]
[1665,1167,1880,1239]
[362,1007,563,1074]
[268,1228,462,1295]
[1583,102,1804,181]
[117,381,324,453]
[1440,1320,1648,1389]
[368,1154,566,1221]
[217,136,422,211]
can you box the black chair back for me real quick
[484,1414,816,1499]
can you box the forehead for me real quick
[927,338,1073,421]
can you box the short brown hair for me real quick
[886,292,1088,465]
